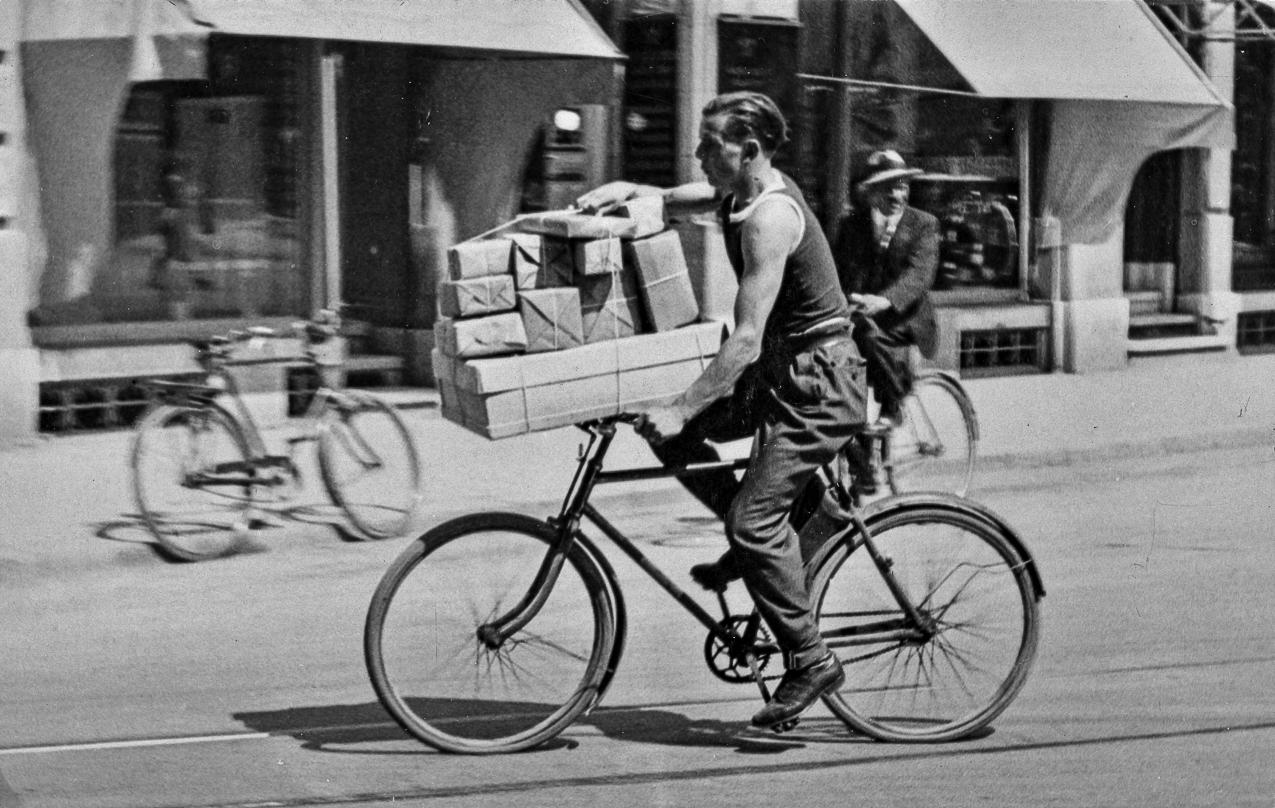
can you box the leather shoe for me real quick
[751,653,845,728]
[689,552,742,592]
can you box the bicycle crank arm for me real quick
[745,651,772,703]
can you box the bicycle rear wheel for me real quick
[887,372,977,496]
[131,403,253,562]
[318,391,422,539]
[811,505,1040,742]
[365,512,617,754]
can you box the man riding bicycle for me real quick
[576,91,866,729]
[832,150,939,430]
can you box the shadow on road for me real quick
[94,500,361,563]
[233,699,874,755]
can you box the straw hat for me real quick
[858,149,923,187]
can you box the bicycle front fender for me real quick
[400,511,629,707]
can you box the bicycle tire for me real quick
[365,512,618,754]
[131,403,254,562]
[811,503,1040,742]
[887,371,978,497]
[318,391,423,540]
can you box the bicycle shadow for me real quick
[232,698,874,756]
[93,502,357,562]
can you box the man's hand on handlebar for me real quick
[850,292,892,316]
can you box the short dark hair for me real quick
[702,91,790,154]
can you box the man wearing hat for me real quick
[832,149,939,430]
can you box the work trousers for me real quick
[851,312,915,421]
[651,334,866,669]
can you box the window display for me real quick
[38,37,309,327]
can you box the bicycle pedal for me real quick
[770,718,800,734]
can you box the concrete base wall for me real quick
[1178,290,1242,346]
[1178,211,1233,298]
[1061,237,1125,301]
[0,347,39,445]
[933,302,1052,373]
[1061,297,1130,373]
[0,229,36,443]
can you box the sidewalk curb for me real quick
[979,424,1275,471]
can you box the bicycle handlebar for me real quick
[193,309,342,355]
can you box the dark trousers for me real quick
[651,336,865,668]
[851,313,915,421]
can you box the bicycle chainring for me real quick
[704,616,774,684]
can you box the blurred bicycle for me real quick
[131,308,422,561]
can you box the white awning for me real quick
[802,0,1233,244]
[895,0,1224,106]
[22,0,623,60]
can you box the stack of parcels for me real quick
[434,321,725,439]
[436,236,530,358]
[433,199,713,438]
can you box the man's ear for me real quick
[743,139,761,162]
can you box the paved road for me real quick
[1,439,1273,807]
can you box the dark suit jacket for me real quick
[833,206,939,358]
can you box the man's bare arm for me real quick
[576,181,719,217]
[668,200,798,420]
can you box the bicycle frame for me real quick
[478,418,935,664]
[147,346,357,494]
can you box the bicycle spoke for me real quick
[366,518,615,753]
[815,507,1039,741]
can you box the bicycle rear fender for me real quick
[812,492,1045,599]
[919,370,980,443]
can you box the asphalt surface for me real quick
[1,349,1273,579]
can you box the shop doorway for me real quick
[334,44,412,330]
[1123,150,1200,341]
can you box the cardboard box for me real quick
[625,230,701,332]
[518,211,638,239]
[432,321,724,439]
[438,274,517,318]
[504,233,542,290]
[538,236,575,288]
[435,313,528,358]
[616,196,666,238]
[519,288,584,353]
[578,267,643,343]
[574,237,623,276]
[447,239,513,280]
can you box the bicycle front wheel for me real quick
[812,505,1040,742]
[887,372,977,496]
[318,392,422,539]
[131,403,253,562]
[365,513,617,754]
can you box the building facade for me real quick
[1,0,1271,443]
[606,0,1242,379]
[2,0,620,441]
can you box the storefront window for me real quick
[88,37,307,325]
[1232,35,1275,291]
[835,1,1023,293]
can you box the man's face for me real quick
[695,114,746,192]
[868,179,910,217]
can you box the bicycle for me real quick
[131,309,423,562]
[858,367,979,498]
[364,413,1042,754]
